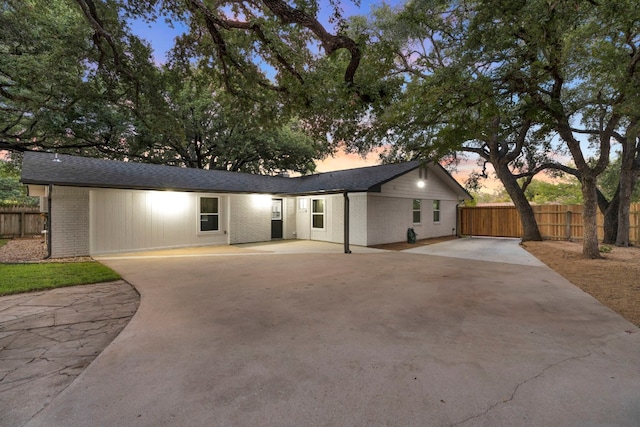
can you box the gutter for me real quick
[44,184,52,259]
[343,191,351,254]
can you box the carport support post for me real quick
[343,191,351,254]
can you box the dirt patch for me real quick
[522,241,640,327]
[371,235,457,251]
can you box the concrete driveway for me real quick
[27,239,640,426]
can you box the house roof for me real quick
[21,152,290,194]
[21,151,471,199]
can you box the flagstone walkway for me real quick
[0,281,139,426]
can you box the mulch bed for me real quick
[370,235,457,251]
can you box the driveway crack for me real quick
[451,350,592,426]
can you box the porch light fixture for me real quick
[417,166,426,188]
[251,194,272,209]
[149,190,188,217]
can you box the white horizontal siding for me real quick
[308,194,348,244]
[379,168,458,201]
[295,197,310,240]
[283,197,296,239]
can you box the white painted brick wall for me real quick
[228,194,271,244]
[366,195,412,245]
[51,186,90,257]
[366,195,459,245]
[348,193,368,246]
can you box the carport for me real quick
[26,238,640,427]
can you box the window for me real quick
[433,200,441,222]
[199,197,219,232]
[312,198,325,229]
[272,199,282,220]
[412,199,421,224]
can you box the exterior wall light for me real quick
[417,167,427,188]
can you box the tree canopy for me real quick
[0,158,38,206]
[358,0,640,255]
[1,0,378,174]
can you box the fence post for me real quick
[565,210,572,241]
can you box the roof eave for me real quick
[20,180,284,195]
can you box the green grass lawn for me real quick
[0,239,8,248]
[0,262,121,296]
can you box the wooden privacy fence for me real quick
[0,207,45,238]
[459,204,640,244]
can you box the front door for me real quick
[271,199,283,239]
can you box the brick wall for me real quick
[51,186,90,257]
[228,194,271,244]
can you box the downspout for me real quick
[343,191,351,254]
[44,184,52,259]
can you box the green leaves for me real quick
[0,158,38,206]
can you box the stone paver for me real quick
[0,281,139,427]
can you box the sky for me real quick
[127,0,501,192]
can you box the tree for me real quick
[0,0,166,159]
[599,155,640,203]
[468,0,640,256]
[0,156,38,206]
[138,67,331,174]
[1,0,341,174]
[366,0,640,257]
[594,151,640,245]
[524,179,583,205]
[77,0,393,139]
[356,0,566,241]
[1,0,142,152]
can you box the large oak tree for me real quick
[364,0,640,256]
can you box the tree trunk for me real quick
[600,189,619,245]
[616,168,633,246]
[615,141,639,247]
[494,163,543,241]
[581,176,602,258]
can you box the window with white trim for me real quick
[199,196,219,232]
[412,199,421,224]
[433,200,441,223]
[312,198,325,229]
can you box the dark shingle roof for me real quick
[21,152,291,193]
[21,152,468,198]
[288,160,421,193]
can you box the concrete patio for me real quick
[4,238,639,426]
